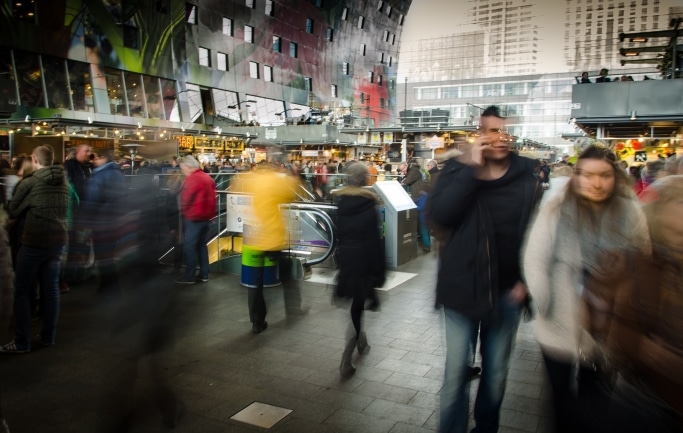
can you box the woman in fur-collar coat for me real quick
[333,162,385,378]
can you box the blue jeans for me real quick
[182,219,210,281]
[13,245,66,350]
[440,295,522,433]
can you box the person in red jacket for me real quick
[176,156,216,284]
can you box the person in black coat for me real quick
[333,161,385,378]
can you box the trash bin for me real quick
[240,245,280,287]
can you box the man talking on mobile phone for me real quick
[429,106,543,433]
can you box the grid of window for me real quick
[389,56,393,67]
[249,61,259,78]
[378,75,383,86]
[217,52,228,71]
[264,65,273,82]
[378,1,384,11]
[331,84,337,98]
[306,18,314,34]
[273,36,281,52]
[369,71,374,83]
[360,43,366,55]
[246,0,255,9]
[358,16,365,29]
[326,27,334,42]
[265,0,274,16]
[186,3,197,24]
[245,25,254,43]
[199,47,210,67]
[391,34,396,45]
[289,42,298,58]
[222,17,233,36]
[386,6,392,17]
[341,7,348,20]
[304,77,312,91]
[380,52,385,63]
[342,62,349,75]
[384,30,390,42]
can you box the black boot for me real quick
[357,332,370,354]
[339,338,357,378]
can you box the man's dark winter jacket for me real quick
[9,166,68,248]
[428,154,542,319]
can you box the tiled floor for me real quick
[0,252,553,433]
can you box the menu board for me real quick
[373,181,416,212]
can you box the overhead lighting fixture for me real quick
[87,116,93,124]
[630,111,637,120]
[630,37,648,42]
[624,51,639,56]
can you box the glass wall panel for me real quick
[160,78,179,121]
[144,76,163,119]
[13,51,45,108]
[246,94,285,126]
[185,83,203,123]
[42,56,71,109]
[124,71,145,117]
[0,47,15,80]
[67,60,94,112]
[103,68,126,115]
[212,89,240,123]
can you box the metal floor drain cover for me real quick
[230,401,293,429]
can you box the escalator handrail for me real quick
[280,203,336,266]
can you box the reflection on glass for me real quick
[185,83,203,123]
[14,51,45,108]
[212,89,240,124]
[246,94,286,126]
[144,75,163,119]
[68,60,94,112]
[160,78,179,121]
[0,47,15,81]
[43,56,71,109]
[104,68,126,115]
[124,71,145,117]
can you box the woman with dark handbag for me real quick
[332,161,385,378]
[522,146,650,433]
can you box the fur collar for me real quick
[333,186,379,202]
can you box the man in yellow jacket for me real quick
[238,161,306,333]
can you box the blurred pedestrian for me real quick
[164,172,185,275]
[238,158,306,334]
[429,106,542,433]
[83,149,126,298]
[333,162,384,377]
[523,145,650,433]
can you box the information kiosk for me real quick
[373,181,418,267]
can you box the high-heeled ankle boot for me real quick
[339,338,357,378]
[357,331,370,354]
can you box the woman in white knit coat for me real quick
[522,146,650,433]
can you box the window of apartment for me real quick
[360,43,366,55]
[331,84,337,98]
[304,77,312,91]
[199,47,210,67]
[368,71,374,83]
[264,65,273,82]
[341,7,348,20]
[266,0,274,16]
[249,61,259,78]
[399,14,405,25]
[389,56,393,67]
[378,1,384,11]
[342,62,349,75]
[306,18,314,34]
[360,92,365,103]
[386,5,392,17]
[326,27,334,41]
[289,42,298,58]
[245,25,254,43]
[378,75,383,86]
[379,52,385,63]
[186,3,197,24]
[246,0,255,8]
[217,52,228,71]
[358,16,365,29]
[273,36,281,52]
[123,25,139,49]
[384,30,390,41]
[380,97,385,108]
[223,17,233,35]
[391,34,396,45]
